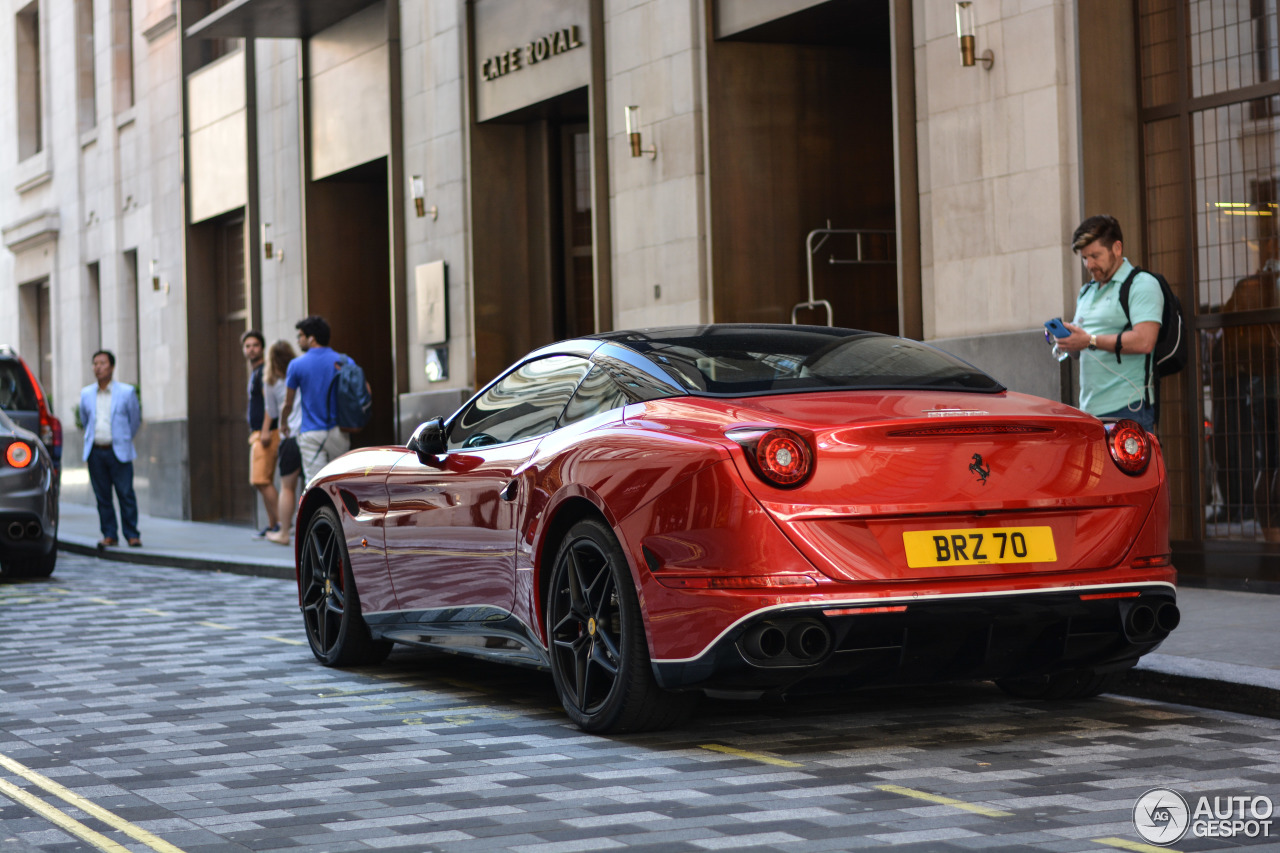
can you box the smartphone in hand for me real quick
[1044,318,1071,339]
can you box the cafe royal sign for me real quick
[481,25,583,81]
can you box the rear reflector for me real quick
[889,425,1051,437]
[655,574,818,589]
[1078,591,1142,600]
[1132,554,1171,569]
[823,605,908,616]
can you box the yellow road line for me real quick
[140,609,171,617]
[262,635,304,645]
[699,744,804,768]
[875,783,1013,818]
[1094,837,1183,853]
[0,754,187,853]
[0,778,132,853]
[198,621,232,629]
[90,598,118,606]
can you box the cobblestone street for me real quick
[1,554,1278,852]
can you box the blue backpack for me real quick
[327,354,372,433]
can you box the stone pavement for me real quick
[55,499,1280,721]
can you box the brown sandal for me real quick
[97,538,117,549]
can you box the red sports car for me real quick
[292,324,1179,732]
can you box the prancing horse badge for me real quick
[969,453,990,485]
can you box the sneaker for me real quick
[253,524,281,539]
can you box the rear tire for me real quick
[996,667,1122,700]
[546,518,694,733]
[2,544,57,579]
[299,506,392,666]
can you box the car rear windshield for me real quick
[0,361,38,411]
[599,326,1004,395]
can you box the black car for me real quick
[0,407,58,578]
[0,345,62,478]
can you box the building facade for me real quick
[1,0,1277,587]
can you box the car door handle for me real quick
[500,480,518,501]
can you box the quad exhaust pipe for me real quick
[741,619,832,665]
[4,520,42,540]
[1123,601,1180,638]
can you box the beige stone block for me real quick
[1021,86,1062,171]
[659,238,701,302]
[609,5,653,73]
[931,180,994,264]
[612,188,641,256]
[920,0,959,43]
[668,50,698,118]
[656,0,694,57]
[658,112,697,181]
[992,166,1064,255]
[1002,6,1059,95]
[927,108,983,190]
[655,175,699,246]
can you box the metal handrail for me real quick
[792,224,897,325]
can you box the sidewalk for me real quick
[55,499,1280,719]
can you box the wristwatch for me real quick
[1088,334,1098,351]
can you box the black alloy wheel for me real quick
[299,505,391,666]
[546,518,693,732]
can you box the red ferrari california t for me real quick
[291,324,1178,732]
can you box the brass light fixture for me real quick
[261,222,273,260]
[625,106,657,159]
[410,174,436,220]
[956,2,994,70]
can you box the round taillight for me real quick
[6,441,33,468]
[1106,419,1150,475]
[728,427,814,488]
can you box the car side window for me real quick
[0,362,37,411]
[560,365,630,428]
[448,355,591,451]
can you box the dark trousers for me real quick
[88,445,139,541]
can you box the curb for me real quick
[1113,668,1280,721]
[61,537,295,581]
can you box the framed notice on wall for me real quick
[415,261,447,345]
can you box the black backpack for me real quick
[326,353,372,433]
[1117,267,1188,387]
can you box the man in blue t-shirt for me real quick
[1056,215,1163,431]
[279,315,349,484]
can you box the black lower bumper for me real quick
[653,588,1178,694]
[0,512,56,562]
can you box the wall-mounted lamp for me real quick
[625,106,657,159]
[261,222,273,260]
[410,174,437,220]
[955,2,994,70]
[150,237,161,291]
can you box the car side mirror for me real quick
[407,417,446,464]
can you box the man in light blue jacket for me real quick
[78,350,142,547]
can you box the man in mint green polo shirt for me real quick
[1057,215,1163,431]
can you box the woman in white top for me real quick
[264,341,302,545]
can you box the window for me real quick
[560,365,629,428]
[112,0,133,111]
[15,1,42,159]
[75,0,96,132]
[448,356,591,450]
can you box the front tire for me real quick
[299,506,391,666]
[546,518,693,733]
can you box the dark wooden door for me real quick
[213,215,253,523]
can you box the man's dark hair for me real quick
[1072,215,1124,253]
[240,329,265,347]
[92,349,116,367]
[295,315,331,347]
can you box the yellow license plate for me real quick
[902,527,1056,568]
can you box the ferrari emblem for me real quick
[969,453,990,485]
[588,617,597,636]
